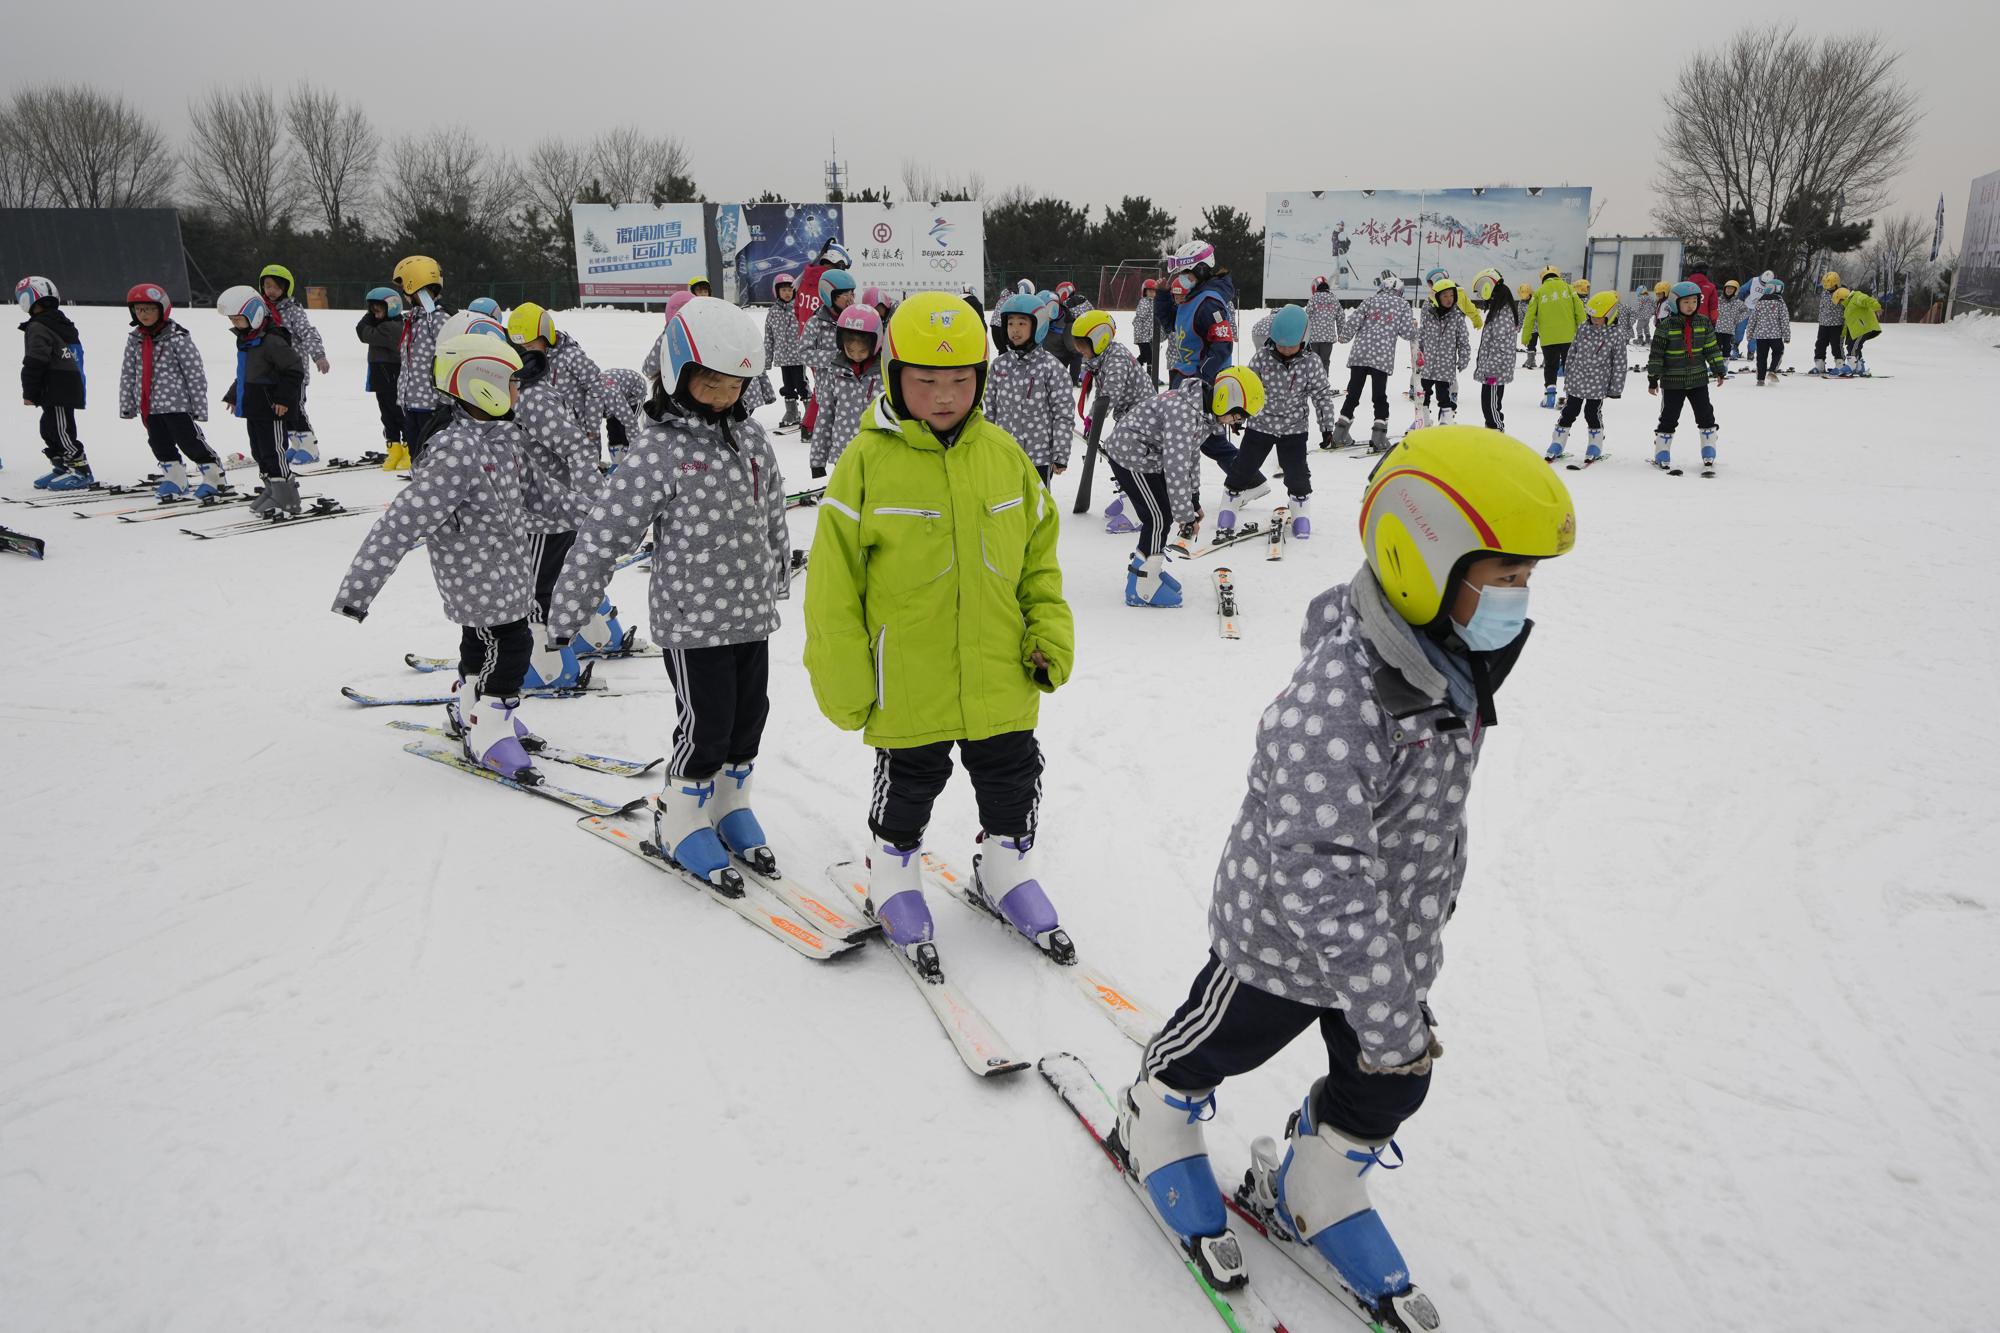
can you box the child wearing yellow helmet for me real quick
[1521,268,1586,409]
[257,263,330,465]
[1116,423,1574,1315]
[1222,305,1332,538]
[1545,292,1628,464]
[335,332,578,785]
[1811,270,1848,375]
[1105,365,1264,600]
[1069,309,1149,513]
[391,255,455,461]
[506,303,615,438]
[1716,280,1749,361]
[802,290,1075,979]
[1416,280,1472,430]
[1835,285,1882,376]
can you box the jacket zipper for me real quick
[751,456,760,502]
[873,624,887,709]
[987,497,1023,514]
[873,506,942,518]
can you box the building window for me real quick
[1631,254,1664,290]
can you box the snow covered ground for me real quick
[3,303,1997,1332]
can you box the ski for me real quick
[72,490,241,519]
[1072,390,1105,514]
[1,525,47,559]
[181,502,381,539]
[580,810,863,962]
[1228,1156,1445,1333]
[789,548,809,582]
[401,740,645,819]
[1182,522,1264,560]
[919,853,1164,1048]
[1266,508,1287,562]
[611,545,652,573]
[1039,1052,1290,1333]
[786,486,826,509]
[1564,455,1610,471]
[1214,567,1241,640]
[341,681,613,708]
[114,493,270,523]
[1654,463,1685,478]
[405,644,662,673]
[386,721,662,778]
[14,484,146,508]
[825,859,1031,1077]
[295,454,388,476]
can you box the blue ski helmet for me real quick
[1669,281,1702,301]
[365,286,403,316]
[1270,305,1309,347]
[819,268,857,309]
[996,292,1047,345]
[467,296,502,318]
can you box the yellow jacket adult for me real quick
[803,394,1074,748]
[1520,274,1586,348]
[1840,290,1882,340]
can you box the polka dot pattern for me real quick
[984,345,1075,469]
[1206,581,1480,1067]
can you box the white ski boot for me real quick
[1653,432,1674,471]
[284,429,320,465]
[459,693,538,781]
[1289,496,1311,540]
[654,775,743,895]
[866,837,940,977]
[1545,425,1570,462]
[971,831,1070,960]
[155,461,190,499]
[713,761,776,876]
[1110,1075,1248,1290]
[1584,429,1605,462]
[1235,1078,1442,1331]
[1700,428,1719,473]
[194,462,227,498]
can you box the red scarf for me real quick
[138,322,165,416]
[1681,316,1694,356]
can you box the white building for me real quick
[1585,236,1685,297]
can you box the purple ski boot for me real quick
[460,693,538,781]
[1104,494,1138,535]
[868,840,941,979]
[972,832,1074,962]
[1289,496,1312,540]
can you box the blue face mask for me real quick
[1453,584,1531,652]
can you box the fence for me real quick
[298,276,580,311]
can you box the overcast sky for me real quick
[7,0,1992,251]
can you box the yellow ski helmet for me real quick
[1539,265,1562,283]
[883,291,989,418]
[1652,280,1672,297]
[1359,425,1576,627]
[506,302,557,348]
[1470,268,1503,301]
[1833,287,1852,304]
[1071,309,1117,356]
[1822,271,1841,290]
[1515,282,1533,300]
[1211,365,1265,419]
[434,334,523,418]
[1584,291,1619,320]
[393,255,443,298]
[1571,278,1591,296]
[1722,278,1740,294]
[1428,278,1460,308]
[259,263,296,299]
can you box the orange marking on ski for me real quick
[1093,983,1140,1014]
[770,916,827,948]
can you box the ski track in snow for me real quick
[3,306,1998,1331]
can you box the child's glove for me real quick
[336,605,367,623]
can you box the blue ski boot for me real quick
[713,762,776,877]
[1584,429,1605,462]
[653,776,742,894]
[46,466,96,491]
[576,598,637,657]
[1653,433,1674,471]
[1540,385,1557,409]
[1545,425,1569,462]
[154,462,190,499]
[1125,553,1183,609]
[1700,428,1719,466]
[525,639,585,691]
[1110,1076,1248,1290]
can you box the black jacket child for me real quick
[20,307,86,408]
[223,325,306,420]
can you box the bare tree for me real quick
[589,126,697,203]
[520,136,593,228]
[0,108,50,207]
[284,85,377,233]
[183,86,295,241]
[380,126,515,234]
[1652,27,1921,281]
[7,84,176,207]
[899,158,986,203]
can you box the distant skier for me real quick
[1812,271,1848,375]
[802,292,1074,979]
[1546,292,1627,463]
[1415,279,1472,426]
[1327,271,1416,453]
[1715,279,1749,361]
[1647,280,1727,471]
[764,272,808,431]
[1223,305,1329,539]
[356,288,407,467]
[15,276,93,489]
[1745,277,1792,386]
[1131,278,1160,385]
[118,283,224,500]
[1305,276,1343,370]
[391,255,456,463]
[1155,240,1241,475]
[216,286,305,516]
[985,292,1074,484]
[1835,285,1882,376]
[258,264,330,464]
[547,298,791,891]
[1110,424,1576,1321]
[1470,268,1518,430]
[1520,265,1585,409]
[810,303,885,476]
[800,268,857,447]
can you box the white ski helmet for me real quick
[437,309,507,344]
[216,285,269,329]
[13,275,58,310]
[1167,239,1215,274]
[657,295,765,394]
[434,333,524,417]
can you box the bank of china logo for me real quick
[929,216,954,246]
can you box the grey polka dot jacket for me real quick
[118,322,209,419]
[1558,321,1629,401]
[513,378,603,531]
[270,297,326,379]
[333,412,558,626]
[1080,342,1149,419]
[801,306,842,374]
[546,399,789,651]
[1747,292,1792,341]
[1345,289,1417,374]
[1816,288,1842,327]
[1207,568,1482,1066]
[1715,297,1749,336]
[1131,297,1156,343]
[548,333,615,429]
[764,301,805,367]
[1251,314,1273,349]
[1245,345,1337,436]
[1104,379,1210,525]
[602,368,648,427]
[983,345,1074,469]
[396,307,449,410]
[1473,304,1518,384]
[810,359,883,471]
[1306,290,1344,343]
[1416,305,1471,384]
